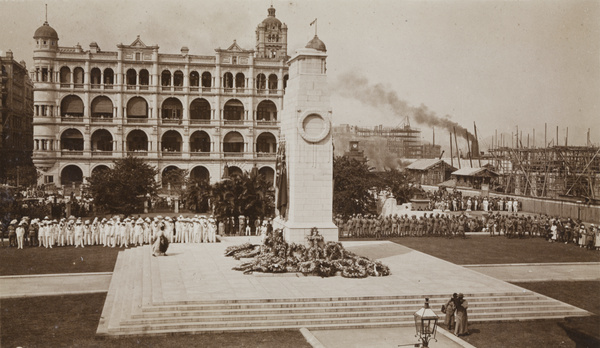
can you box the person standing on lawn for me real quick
[454,293,469,336]
[16,221,26,249]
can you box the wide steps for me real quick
[97,245,591,337]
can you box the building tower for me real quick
[279,34,337,243]
[255,6,288,59]
[32,20,60,178]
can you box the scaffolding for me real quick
[488,146,600,201]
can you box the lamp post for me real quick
[414,298,439,348]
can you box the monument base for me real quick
[273,218,338,245]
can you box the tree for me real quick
[333,155,377,217]
[185,178,211,213]
[207,171,275,221]
[376,168,414,204]
[87,156,158,215]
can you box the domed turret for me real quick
[262,6,282,28]
[34,21,59,41]
[305,35,326,52]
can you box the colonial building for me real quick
[32,6,288,190]
[1,50,34,184]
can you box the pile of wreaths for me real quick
[227,229,390,278]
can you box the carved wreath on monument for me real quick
[298,112,331,143]
[225,227,390,278]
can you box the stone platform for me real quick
[96,237,590,336]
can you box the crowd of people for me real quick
[425,188,522,212]
[334,212,600,249]
[2,215,219,250]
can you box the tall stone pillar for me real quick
[278,36,337,244]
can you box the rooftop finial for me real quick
[310,18,317,36]
[45,3,48,22]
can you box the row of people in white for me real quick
[30,215,217,249]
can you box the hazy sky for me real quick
[1,0,599,151]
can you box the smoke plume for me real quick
[334,72,476,143]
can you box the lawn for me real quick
[381,235,600,264]
[0,294,311,348]
[0,245,121,275]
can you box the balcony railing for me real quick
[105,84,113,89]
[224,152,244,158]
[91,84,101,89]
[127,151,148,156]
[126,85,136,90]
[61,116,84,122]
[190,87,199,92]
[61,150,84,156]
[161,151,182,157]
[190,151,210,156]
[161,86,172,91]
[74,83,83,89]
[257,120,278,126]
[60,83,70,88]
[161,118,181,125]
[202,87,212,92]
[91,117,113,123]
[91,150,112,156]
[224,120,244,125]
[174,86,183,91]
[190,119,211,124]
[256,152,276,158]
[126,118,149,123]
[140,85,149,90]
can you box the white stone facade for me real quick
[31,7,289,189]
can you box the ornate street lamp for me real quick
[414,298,439,347]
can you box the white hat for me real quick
[10,219,18,224]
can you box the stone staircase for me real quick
[96,246,590,337]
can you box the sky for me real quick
[1,0,599,153]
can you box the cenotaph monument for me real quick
[277,34,338,244]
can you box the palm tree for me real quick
[184,178,211,213]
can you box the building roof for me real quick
[452,167,499,177]
[261,6,282,27]
[306,35,327,52]
[406,158,456,171]
[34,21,59,40]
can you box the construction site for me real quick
[487,145,600,202]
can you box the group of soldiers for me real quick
[4,214,218,249]
[334,212,600,249]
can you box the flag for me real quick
[310,18,317,26]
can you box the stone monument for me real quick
[277,34,338,244]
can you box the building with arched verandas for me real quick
[32,6,287,191]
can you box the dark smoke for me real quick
[334,73,476,143]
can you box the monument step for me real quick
[130,299,563,319]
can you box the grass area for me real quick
[377,235,600,264]
[513,281,600,315]
[0,294,311,348]
[0,245,121,275]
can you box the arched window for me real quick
[126,130,148,152]
[201,71,212,88]
[139,69,150,86]
[161,130,182,152]
[190,71,200,87]
[223,72,233,90]
[103,68,114,86]
[190,131,211,152]
[61,95,84,117]
[235,73,245,89]
[268,74,278,92]
[91,129,113,151]
[126,97,148,119]
[162,166,184,189]
[73,67,84,87]
[223,131,244,153]
[223,99,244,121]
[256,132,277,154]
[59,66,71,85]
[91,165,110,176]
[259,166,275,185]
[256,73,266,91]
[161,97,183,120]
[126,69,137,86]
[190,98,211,121]
[228,166,243,178]
[161,70,171,86]
[60,129,84,151]
[173,70,184,88]
[61,165,83,186]
[256,100,277,121]
[190,166,210,183]
[91,96,113,119]
[90,68,101,87]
